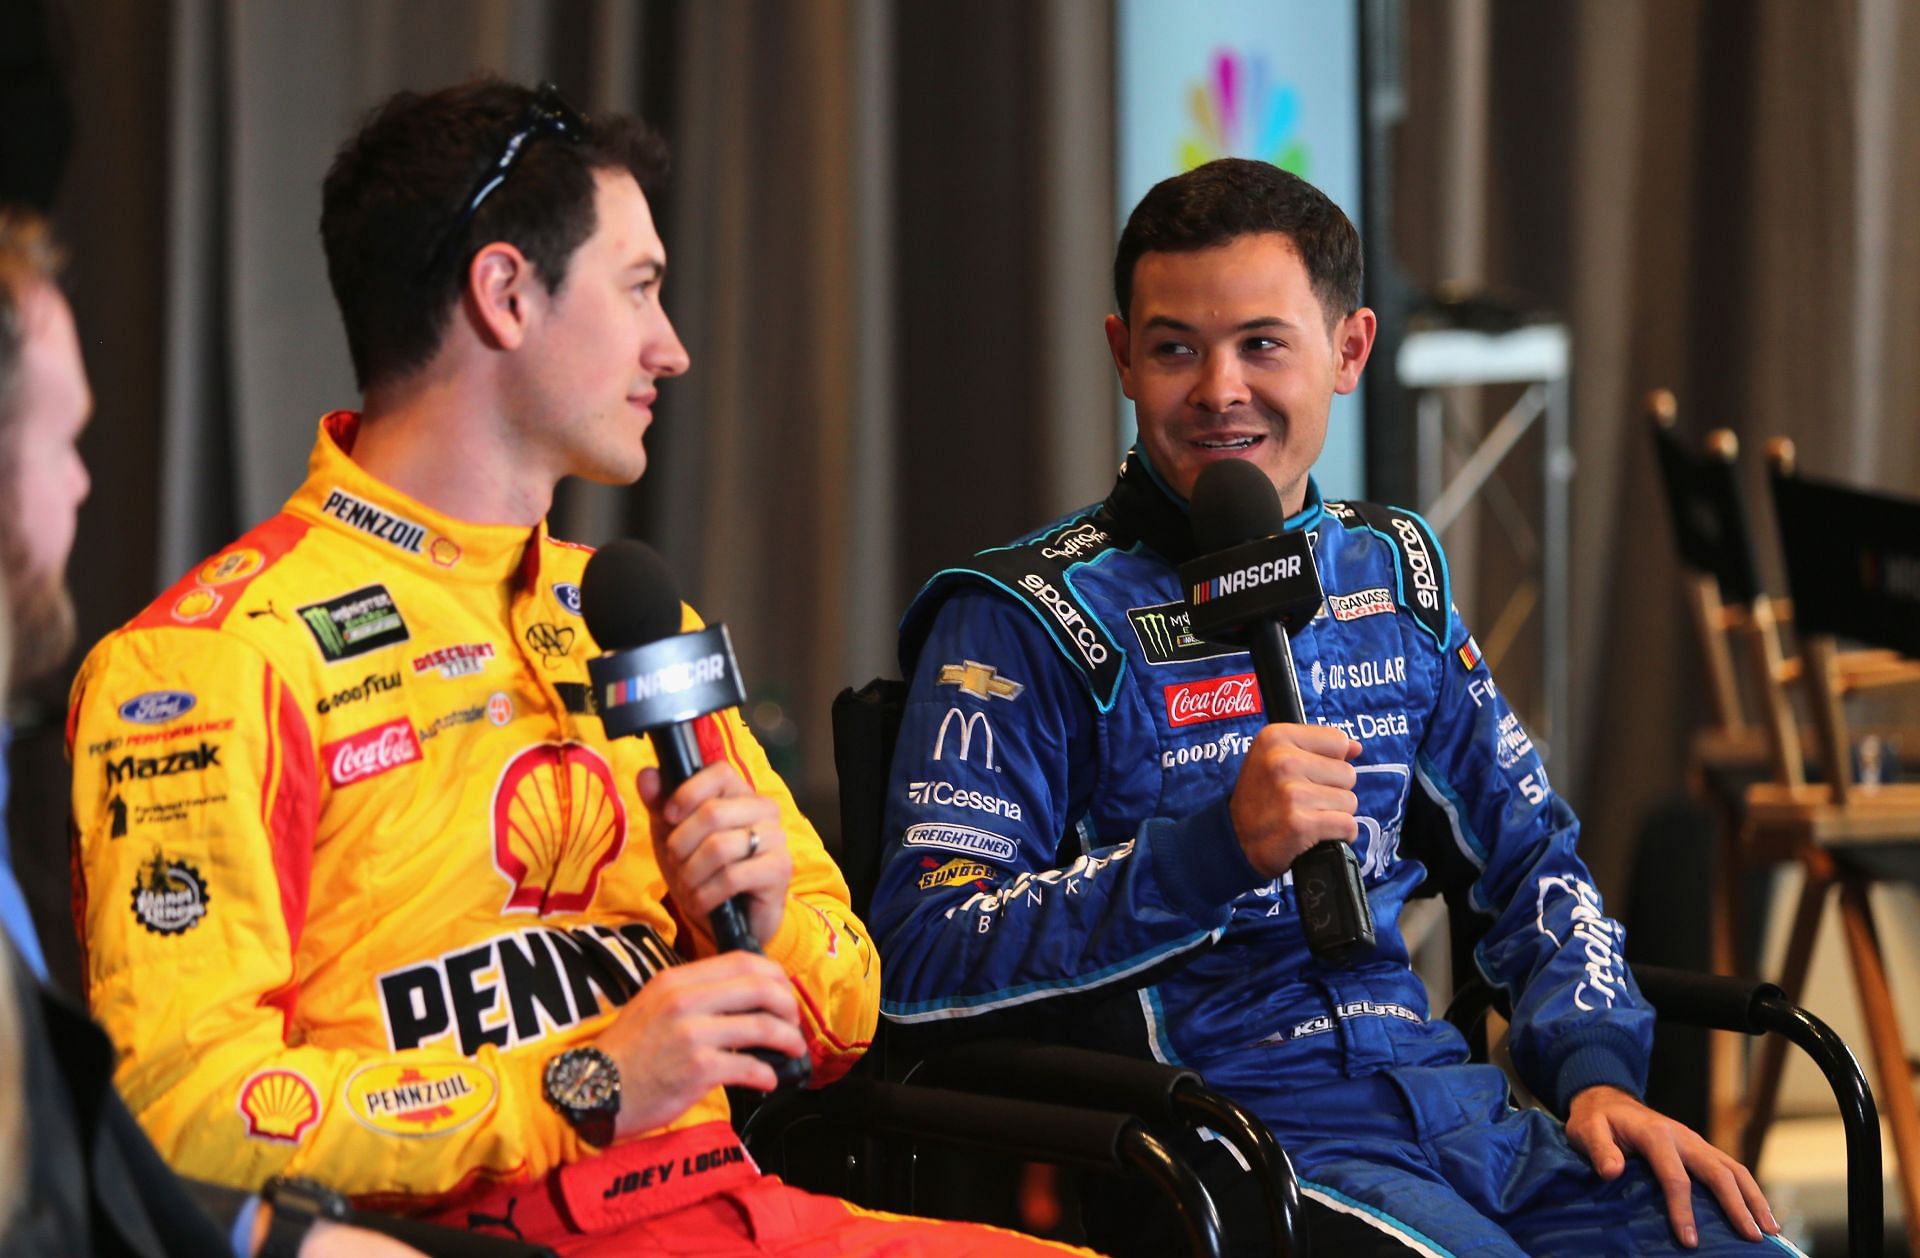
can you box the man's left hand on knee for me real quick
[1565,1084,1780,1248]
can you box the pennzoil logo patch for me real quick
[131,849,208,935]
[344,1060,498,1137]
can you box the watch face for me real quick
[548,1048,619,1113]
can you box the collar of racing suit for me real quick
[1099,445,1326,563]
[286,411,555,590]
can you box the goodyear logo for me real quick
[345,1060,498,1137]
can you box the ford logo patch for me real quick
[553,583,583,616]
[119,691,197,725]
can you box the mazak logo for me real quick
[1039,520,1111,561]
[1016,572,1110,670]
[1328,587,1395,622]
[323,719,422,788]
[118,690,196,725]
[932,708,997,769]
[1537,875,1627,1011]
[107,742,222,785]
[1164,673,1262,728]
[1127,601,1240,666]
[493,742,626,914]
[321,488,426,554]
[1178,49,1311,176]
[1391,517,1440,611]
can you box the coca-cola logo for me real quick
[1163,673,1263,728]
[323,718,423,788]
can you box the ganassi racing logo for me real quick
[1536,875,1626,1011]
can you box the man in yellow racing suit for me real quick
[66,78,1084,1257]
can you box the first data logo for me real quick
[119,691,197,725]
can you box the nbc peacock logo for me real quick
[1179,49,1308,176]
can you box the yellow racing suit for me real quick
[67,412,878,1210]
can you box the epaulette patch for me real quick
[131,515,312,632]
[1325,501,1450,650]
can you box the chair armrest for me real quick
[745,1078,1223,1258]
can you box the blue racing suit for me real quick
[871,452,1796,1256]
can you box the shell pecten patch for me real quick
[239,1069,320,1143]
[345,1060,499,1137]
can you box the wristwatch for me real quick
[543,1045,621,1147]
[259,1175,350,1258]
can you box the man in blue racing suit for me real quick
[871,159,1793,1255]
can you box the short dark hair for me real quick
[1113,158,1362,329]
[321,77,669,391]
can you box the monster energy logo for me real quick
[1125,600,1242,666]
[297,584,411,664]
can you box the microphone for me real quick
[580,539,810,1088]
[1178,459,1376,965]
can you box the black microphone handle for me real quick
[647,722,760,955]
[644,716,811,1088]
[1243,618,1376,964]
[1246,619,1308,724]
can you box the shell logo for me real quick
[430,536,463,568]
[238,1069,320,1143]
[200,548,264,586]
[493,742,627,914]
[345,1060,497,1137]
[172,588,221,622]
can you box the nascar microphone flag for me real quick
[1178,529,1324,643]
[589,624,745,738]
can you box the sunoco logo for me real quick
[1391,517,1440,611]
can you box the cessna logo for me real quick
[107,742,222,785]
[1391,517,1440,611]
[907,780,1022,821]
[1039,521,1111,561]
[1016,573,1110,669]
[1127,601,1240,666]
[932,708,996,769]
[321,488,427,554]
[936,660,1024,701]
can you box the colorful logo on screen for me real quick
[1179,50,1309,176]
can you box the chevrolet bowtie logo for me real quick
[936,660,1025,701]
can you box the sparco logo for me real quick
[932,708,996,769]
[1161,729,1255,769]
[107,742,222,785]
[317,671,402,714]
[1163,674,1263,728]
[321,488,427,554]
[1328,587,1395,622]
[1016,573,1110,669]
[1391,517,1440,611]
[323,719,422,788]
[1040,521,1111,561]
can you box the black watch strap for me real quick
[259,1176,350,1258]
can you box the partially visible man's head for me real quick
[321,76,671,393]
[1112,157,1363,330]
[0,207,89,687]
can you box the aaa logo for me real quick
[1179,49,1308,177]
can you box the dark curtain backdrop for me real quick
[9,0,1918,1006]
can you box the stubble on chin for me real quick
[2,558,76,690]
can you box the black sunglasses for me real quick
[425,83,589,278]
